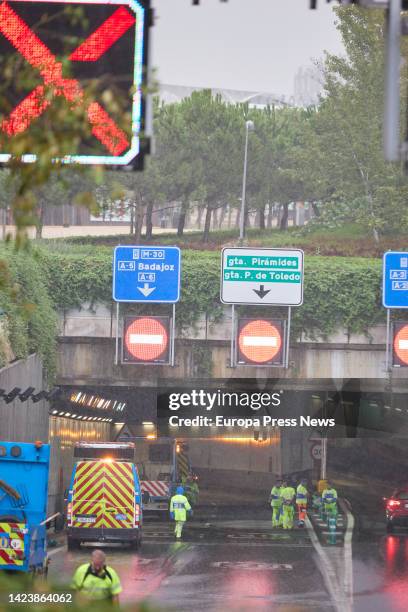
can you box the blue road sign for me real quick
[383,251,408,308]
[113,246,181,303]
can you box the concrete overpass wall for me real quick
[56,336,401,386]
[57,304,404,383]
[0,354,48,442]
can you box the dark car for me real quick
[384,489,408,532]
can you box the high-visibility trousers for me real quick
[174,520,185,538]
[324,502,337,517]
[271,505,282,527]
[282,504,294,529]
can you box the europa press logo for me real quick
[0,0,151,166]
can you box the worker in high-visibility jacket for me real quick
[296,479,308,525]
[269,478,283,528]
[170,486,192,539]
[322,481,338,517]
[280,481,296,530]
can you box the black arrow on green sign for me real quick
[253,285,271,299]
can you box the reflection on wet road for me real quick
[48,501,408,611]
[49,504,330,611]
[353,533,408,612]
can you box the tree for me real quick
[179,91,242,242]
[309,6,408,240]
[155,101,204,237]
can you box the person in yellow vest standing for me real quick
[269,478,283,528]
[170,486,192,539]
[322,480,338,517]
[280,481,296,530]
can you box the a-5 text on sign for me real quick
[383,252,408,309]
[0,0,150,166]
[113,246,181,303]
[221,248,304,306]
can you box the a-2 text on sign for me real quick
[383,252,408,309]
[113,246,181,303]
[0,0,150,166]
[221,248,304,306]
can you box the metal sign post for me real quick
[230,305,236,368]
[115,302,120,366]
[285,307,292,369]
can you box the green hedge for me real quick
[0,245,399,380]
[0,246,58,379]
[36,246,392,339]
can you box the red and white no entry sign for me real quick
[393,323,408,367]
[237,319,283,366]
[123,316,170,364]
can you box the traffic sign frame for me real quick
[220,247,304,306]
[235,318,286,368]
[382,251,408,309]
[113,245,181,304]
[121,315,171,365]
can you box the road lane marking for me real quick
[305,515,343,612]
[340,498,355,612]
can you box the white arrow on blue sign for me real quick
[383,251,408,309]
[113,246,181,303]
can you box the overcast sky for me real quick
[151,0,344,96]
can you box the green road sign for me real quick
[221,248,304,305]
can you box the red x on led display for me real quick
[0,0,150,166]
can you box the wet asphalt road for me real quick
[49,502,331,611]
[48,497,408,611]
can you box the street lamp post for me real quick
[239,120,254,244]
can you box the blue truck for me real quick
[0,441,50,573]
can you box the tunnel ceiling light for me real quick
[142,421,154,426]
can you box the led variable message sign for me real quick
[0,0,151,166]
